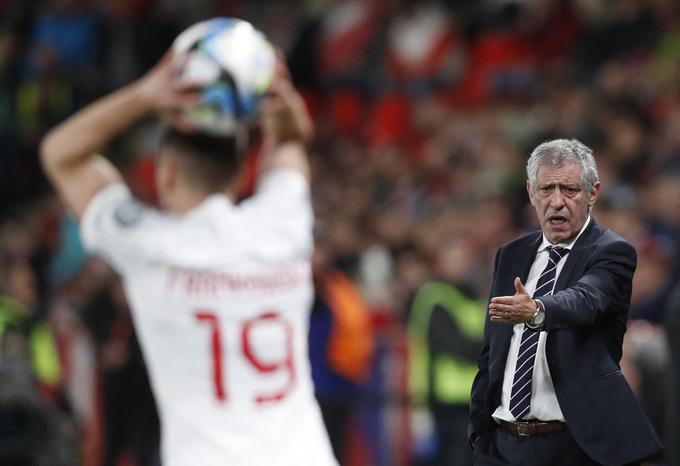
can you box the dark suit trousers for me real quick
[472,425,641,466]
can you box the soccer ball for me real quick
[173,17,277,136]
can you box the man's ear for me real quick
[155,151,181,210]
[155,151,181,201]
[163,154,180,189]
[589,181,601,207]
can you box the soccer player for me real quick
[40,48,338,466]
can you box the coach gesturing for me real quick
[468,139,662,466]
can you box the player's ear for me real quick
[155,150,179,198]
[165,155,180,189]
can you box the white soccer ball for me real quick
[172,17,277,136]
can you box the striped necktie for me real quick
[509,246,568,420]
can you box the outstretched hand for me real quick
[488,277,536,324]
[136,49,202,127]
[260,50,313,146]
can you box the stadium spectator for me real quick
[309,239,374,464]
[0,214,78,465]
[407,235,485,466]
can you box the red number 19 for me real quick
[195,311,295,404]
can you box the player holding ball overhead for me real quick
[40,18,338,466]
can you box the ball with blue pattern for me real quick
[173,18,276,136]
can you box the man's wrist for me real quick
[131,79,156,114]
[534,298,545,313]
[526,299,545,330]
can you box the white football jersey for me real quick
[80,170,337,466]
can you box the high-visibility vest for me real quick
[0,295,61,388]
[408,281,485,405]
[317,270,374,383]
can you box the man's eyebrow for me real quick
[537,182,581,188]
[539,181,580,185]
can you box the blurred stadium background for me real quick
[0,0,679,465]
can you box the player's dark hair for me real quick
[159,127,244,192]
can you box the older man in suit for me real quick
[468,139,663,466]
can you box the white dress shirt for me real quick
[492,216,591,423]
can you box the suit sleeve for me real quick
[541,239,636,331]
[468,249,500,442]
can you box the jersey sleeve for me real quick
[80,183,173,274]
[241,169,314,259]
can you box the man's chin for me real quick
[544,227,574,244]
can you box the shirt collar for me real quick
[537,215,591,253]
[184,193,233,219]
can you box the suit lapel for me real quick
[554,219,601,292]
[493,233,543,348]
[521,234,543,285]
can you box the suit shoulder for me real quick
[596,227,628,244]
[593,228,636,258]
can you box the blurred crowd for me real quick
[0,0,679,465]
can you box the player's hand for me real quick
[260,51,313,145]
[488,277,536,324]
[136,49,202,126]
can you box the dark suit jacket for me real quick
[469,219,663,466]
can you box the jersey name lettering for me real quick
[166,265,306,297]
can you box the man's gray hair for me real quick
[526,139,599,193]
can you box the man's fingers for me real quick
[261,80,313,144]
[180,92,202,108]
[514,277,529,295]
[490,296,515,305]
[173,80,203,93]
[489,312,520,324]
[272,48,291,84]
[260,90,285,114]
[172,118,200,133]
[156,48,175,69]
[489,303,513,312]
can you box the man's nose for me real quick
[549,189,566,208]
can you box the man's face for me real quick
[528,163,600,244]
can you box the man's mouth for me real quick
[548,215,568,226]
